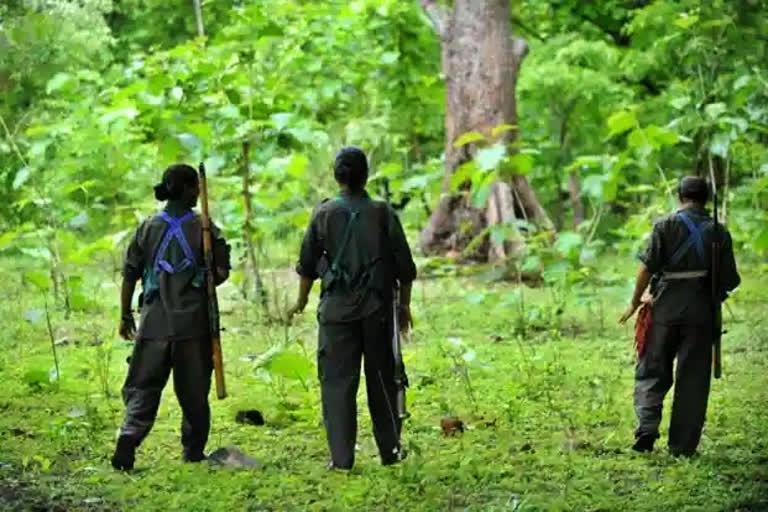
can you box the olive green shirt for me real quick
[296,190,417,323]
[639,205,740,325]
[123,201,230,341]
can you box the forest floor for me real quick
[0,256,767,512]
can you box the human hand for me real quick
[618,302,641,325]
[119,313,137,341]
[286,296,309,321]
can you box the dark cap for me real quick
[678,176,709,204]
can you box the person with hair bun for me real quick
[288,147,417,470]
[111,163,231,471]
[619,175,740,457]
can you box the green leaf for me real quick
[710,132,730,157]
[670,96,691,110]
[380,51,399,64]
[705,103,727,121]
[471,172,496,208]
[46,73,73,94]
[23,369,50,390]
[509,153,533,175]
[12,166,31,190]
[0,230,17,251]
[267,352,312,382]
[722,116,749,133]
[475,143,506,171]
[491,124,516,137]
[673,13,699,30]
[645,125,679,147]
[24,309,44,323]
[554,232,583,258]
[177,133,202,152]
[99,107,139,125]
[606,110,637,138]
[24,271,51,292]
[465,292,486,305]
[271,113,293,131]
[754,228,768,251]
[286,154,309,179]
[734,75,752,90]
[453,132,486,148]
[68,212,89,229]
[203,155,226,175]
[450,161,478,191]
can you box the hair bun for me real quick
[153,182,170,201]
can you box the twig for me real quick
[656,165,676,208]
[43,294,60,383]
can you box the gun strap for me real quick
[330,197,361,272]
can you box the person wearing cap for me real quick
[111,164,231,471]
[619,176,740,456]
[288,147,417,470]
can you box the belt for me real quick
[662,270,708,280]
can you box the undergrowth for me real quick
[0,257,766,511]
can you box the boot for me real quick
[111,437,136,471]
[381,446,408,466]
[632,434,656,453]
[182,449,206,463]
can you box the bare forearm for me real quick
[630,264,651,306]
[121,278,137,318]
[297,276,314,305]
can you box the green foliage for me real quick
[2,259,767,510]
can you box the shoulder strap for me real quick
[330,198,360,272]
[153,211,197,275]
[667,211,708,267]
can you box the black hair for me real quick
[677,176,709,204]
[333,147,368,190]
[154,164,198,201]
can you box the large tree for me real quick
[419,0,552,261]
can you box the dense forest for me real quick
[1,1,767,510]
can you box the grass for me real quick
[0,255,767,511]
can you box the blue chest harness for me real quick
[667,211,711,268]
[142,211,203,301]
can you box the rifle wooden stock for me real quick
[199,163,227,399]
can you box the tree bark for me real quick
[420,0,551,260]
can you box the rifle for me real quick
[711,173,722,379]
[392,286,410,420]
[199,162,227,399]
[383,178,410,420]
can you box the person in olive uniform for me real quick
[288,147,417,470]
[112,164,230,471]
[619,176,740,456]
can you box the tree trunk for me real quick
[241,141,267,308]
[568,172,584,226]
[420,0,551,260]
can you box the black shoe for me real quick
[382,447,408,466]
[111,437,136,471]
[669,448,697,458]
[632,435,656,453]
[182,451,207,463]
[326,461,352,471]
